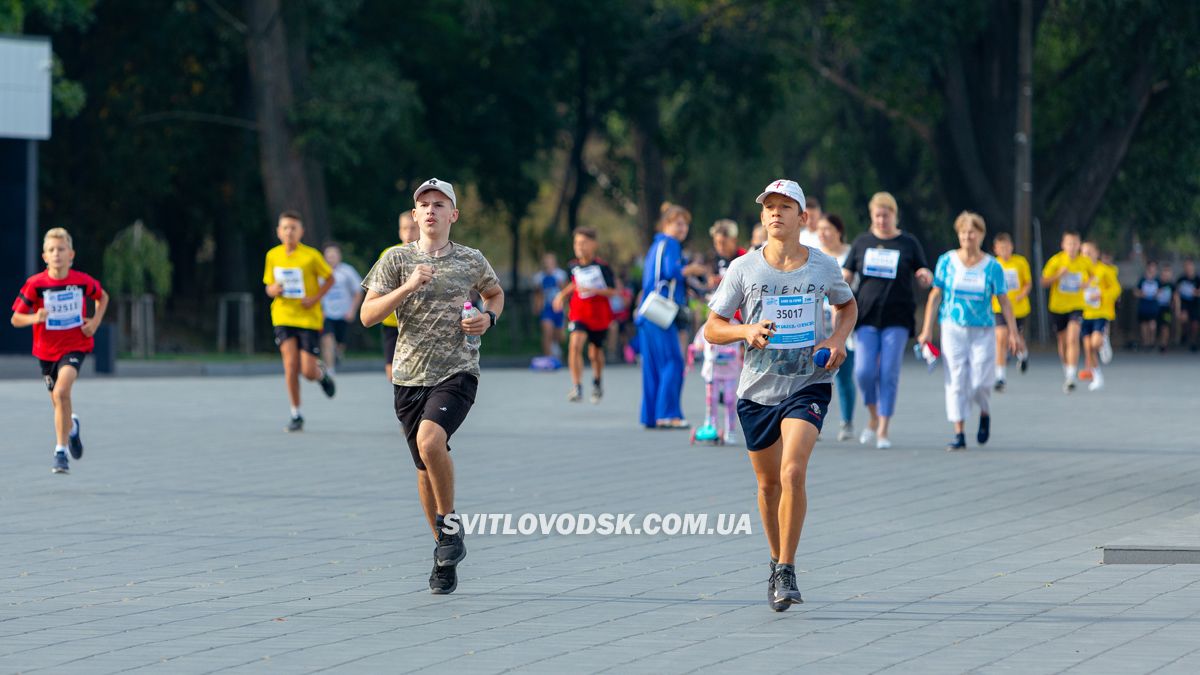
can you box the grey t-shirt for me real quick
[708,247,854,406]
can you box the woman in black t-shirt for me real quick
[841,192,932,449]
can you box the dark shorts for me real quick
[1183,300,1200,321]
[1051,311,1083,334]
[39,352,87,392]
[993,314,1027,331]
[569,321,608,349]
[736,383,832,451]
[1157,308,1174,327]
[274,326,321,355]
[1081,318,1108,337]
[381,326,399,363]
[393,372,479,471]
[1138,303,1159,323]
[322,318,349,343]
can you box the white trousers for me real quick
[942,323,996,423]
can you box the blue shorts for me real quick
[1081,318,1108,337]
[736,383,832,451]
[540,305,564,328]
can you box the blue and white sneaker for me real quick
[52,451,69,474]
[68,415,84,460]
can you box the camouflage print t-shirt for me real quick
[361,242,501,387]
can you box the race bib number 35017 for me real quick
[764,294,817,349]
[44,288,84,330]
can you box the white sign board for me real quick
[0,36,52,140]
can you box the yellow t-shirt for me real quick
[378,245,401,328]
[1042,252,1093,314]
[991,254,1032,318]
[262,243,332,330]
[1083,262,1120,321]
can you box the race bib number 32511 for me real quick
[44,288,84,331]
[764,294,817,349]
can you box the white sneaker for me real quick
[859,428,875,445]
[837,422,854,442]
[876,437,892,449]
[724,430,738,445]
[1089,371,1105,391]
[1062,378,1076,394]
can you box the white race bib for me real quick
[764,294,817,350]
[1156,287,1173,305]
[863,248,900,279]
[1180,280,1196,300]
[1059,272,1082,293]
[572,265,607,299]
[275,267,305,299]
[1004,268,1020,292]
[44,288,84,331]
[952,266,987,299]
[1141,279,1159,297]
[1084,286,1102,309]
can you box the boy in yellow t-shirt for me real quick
[263,210,337,432]
[1040,231,1093,393]
[1079,242,1120,391]
[990,233,1032,391]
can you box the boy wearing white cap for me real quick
[704,179,857,611]
[360,178,505,595]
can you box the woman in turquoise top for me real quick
[918,212,1022,451]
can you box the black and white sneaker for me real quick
[435,527,466,567]
[767,560,787,612]
[946,433,967,452]
[994,379,1006,393]
[319,371,336,398]
[567,385,583,403]
[429,561,457,595]
[68,414,84,460]
[772,564,803,608]
[52,451,69,474]
[590,381,603,404]
[286,415,304,433]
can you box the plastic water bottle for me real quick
[813,348,831,368]
[462,302,481,349]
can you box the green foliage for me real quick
[103,221,174,297]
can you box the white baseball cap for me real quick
[755,179,806,210]
[414,178,457,208]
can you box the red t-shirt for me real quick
[567,258,615,331]
[11,270,105,361]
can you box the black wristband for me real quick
[484,309,497,327]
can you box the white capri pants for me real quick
[942,323,996,423]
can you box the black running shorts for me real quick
[274,326,321,355]
[381,326,399,364]
[1050,311,1083,334]
[736,383,832,451]
[39,352,87,391]
[569,321,608,349]
[393,372,479,470]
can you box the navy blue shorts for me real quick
[736,383,832,451]
[1081,318,1108,337]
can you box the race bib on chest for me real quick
[1004,268,1020,292]
[1156,287,1173,305]
[952,266,987,298]
[863,248,900,279]
[1141,279,1159,296]
[1059,272,1082,293]
[1084,286,1102,308]
[274,267,305,299]
[764,294,817,349]
[44,288,84,330]
[573,265,607,299]
[1179,280,1195,300]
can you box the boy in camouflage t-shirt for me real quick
[360,178,505,596]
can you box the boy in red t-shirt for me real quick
[10,228,109,474]
[552,227,619,403]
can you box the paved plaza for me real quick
[2,352,1199,674]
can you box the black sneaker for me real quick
[590,381,603,404]
[319,371,336,398]
[977,414,991,445]
[286,415,304,433]
[429,561,457,595]
[772,564,803,608]
[52,451,69,474]
[994,379,1006,393]
[1020,357,1028,373]
[68,414,84,460]
[946,433,967,451]
[435,527,466,567]
[768,560,787,612]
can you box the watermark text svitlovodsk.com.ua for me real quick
[443,513,753,536]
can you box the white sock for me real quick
[996,365,1007,380]
[55,445,67,455]
[1093,367,1103,382]
[70,417,79,437]
[290,406,301,418]
[1066,365,1077,381]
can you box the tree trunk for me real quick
[565,48,591,234]
[244,0,328,245]
[631,105,665,247]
